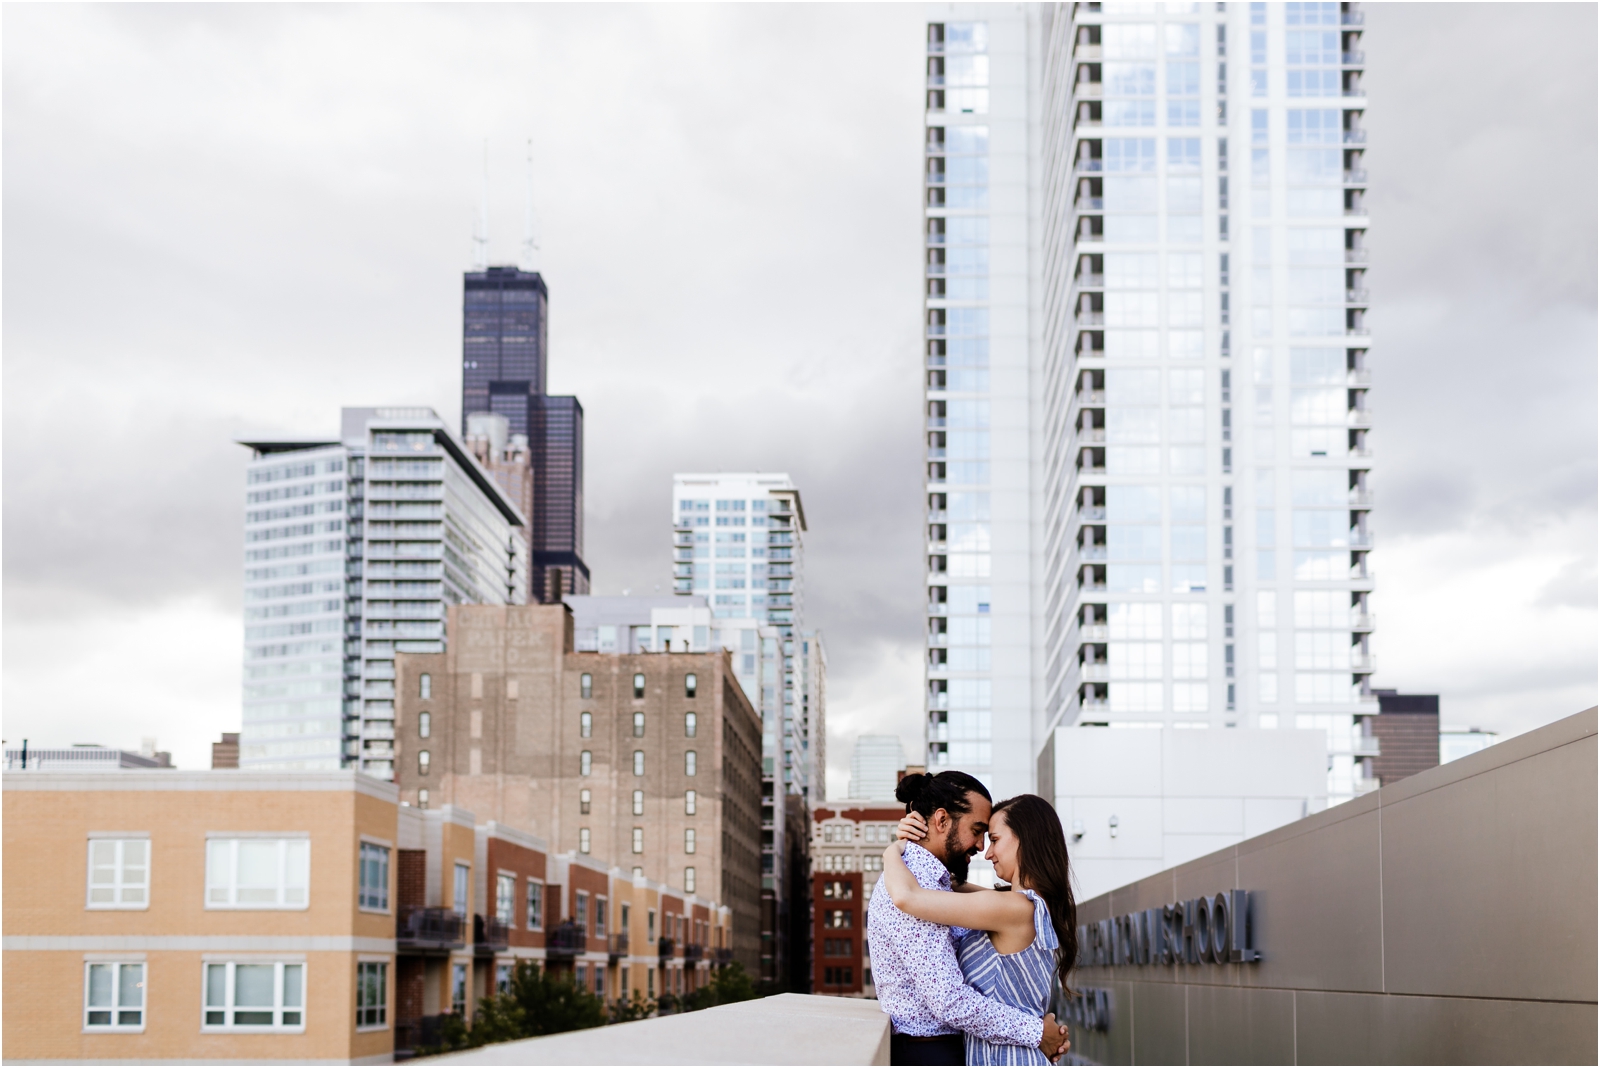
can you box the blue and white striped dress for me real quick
[954,889,1060,1066]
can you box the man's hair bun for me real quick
[897,770,992,821]
[895,772,932,806]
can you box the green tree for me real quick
[608,989,656,1023]
[681,963,760,1013]
[508,963,607,1036]
[415,964,606,1055]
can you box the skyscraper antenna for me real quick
[520,138,540,272]
[472,139,490,270]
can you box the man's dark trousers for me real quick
[890,1032,965,1066]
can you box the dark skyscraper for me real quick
[462,266,589,602]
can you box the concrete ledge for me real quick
[418,994,891,1065]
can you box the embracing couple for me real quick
[865,770,1079,1066]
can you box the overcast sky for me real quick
[4,4,1595,793]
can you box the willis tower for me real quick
[462,265,588,602]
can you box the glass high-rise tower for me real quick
[239,407,528,778]
[462,266,589,602]
[924,2,1375,806]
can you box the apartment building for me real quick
[3,770,407,1063]
[922,2,1378,808]
[670,473,823,989]
[239,405,529,779]
[3,767,744,1062]
[810,803,904,999]
[390,602,764,975]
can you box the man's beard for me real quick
[941,824,971,886]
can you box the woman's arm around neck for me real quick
[881,842,1034,936]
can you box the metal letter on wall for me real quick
[1209,892,1229,964]
[1228,888,1260,962]
[1076,891,1261,970]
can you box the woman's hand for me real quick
[896,812,928,843]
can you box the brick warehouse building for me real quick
[810,803,904,997]
[391,603,763,974]
[1372,689,1442,786]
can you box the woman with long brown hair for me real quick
[882,793,1078,1066]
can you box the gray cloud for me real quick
[3,3,1594,773]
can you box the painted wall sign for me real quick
[1076,889,1261,967]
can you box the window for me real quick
[418,750,430,775]
[526,880,544,930]
[633,673,646,699]
[648,909,657,941]
[203,961,304,1030]
[685,712,697,737]
[685,673,697,698]
[356,961,387,1029]
[580,712,592,738]
[685,790,696,816]
[576,891,589,930]
[632,789,645,816]
[579,828,591,854]
[621,902,631,935]
[206,838,309,909]
[451,963,467,1015]
[496,963,512,994]
[685,829,696,854]
[418,712,431,738]
[825,909,853,929]
[419,673,431,699]
[632,827,644,854]
[495,873,515,925]
[581,750,592,776]
[452,863,470,917]
[685,751,697,776]
[633,711,645,737]
[87,838,149,909]
[358,843,389,911]
[84,962,144,1029]
[580,788,592,814]
[596,897,608,937]
[633,750,645,776]
[580,673,593,699]
[685,867,696,894]
[418,788,429,809]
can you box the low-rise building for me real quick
[4,764,745,1063]
[4,770,405,1063]
[810,803,904,998]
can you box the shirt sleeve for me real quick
[897,916,1045,1046]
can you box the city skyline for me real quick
[3,5,1594,796]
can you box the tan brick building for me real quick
[393,603,763,973]
[3,770,404,1063]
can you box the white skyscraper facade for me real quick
[923,10,1043,800]
[848,735,908,801]
[926,2,1376,806]
[241,407,528,778]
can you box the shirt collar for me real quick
[903,841,953,891]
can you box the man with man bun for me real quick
[866,770,1070,1065]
